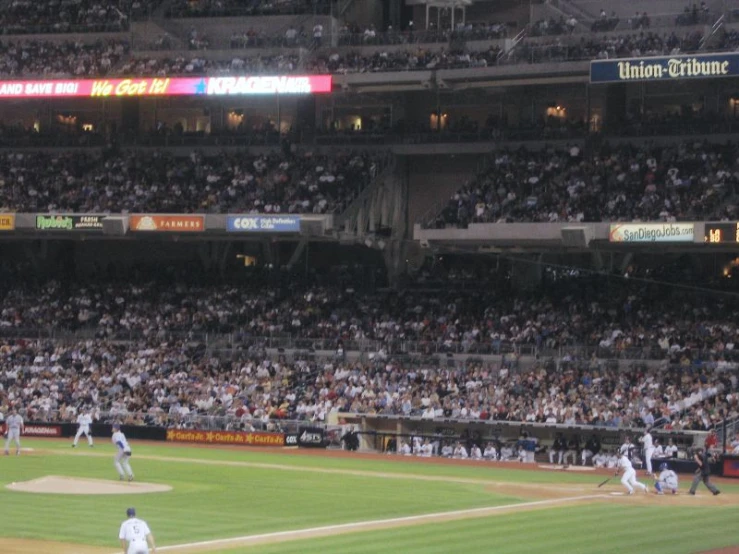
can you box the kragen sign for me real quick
[36,215,103,231]
[130,215,205,232]
[227,215,301,233]
[609,223,694,243]
[0,214,14,230]
[0,76,332,99]
[591,52,739,83]
[166,428,285,446]
[23,424,62,437]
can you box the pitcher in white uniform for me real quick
[119,507,156,554]
[72,411,94,447]
[616,452,648,495]
[639,428,655,475]
[4,407,24,456]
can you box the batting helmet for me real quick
[126,507,136,517]
[659,463,668,471]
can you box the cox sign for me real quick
[227,215,301,233]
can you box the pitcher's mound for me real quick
[6,476,172,495]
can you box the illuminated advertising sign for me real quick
[609,223,694,243]
[166,429,286,446]
[0,214,14,231]
[130,215,205,232]
[35,214,103,231]
[227,215,301,233]
[591,52,739,83]
[705,222,739,244]
[0,75,332,99]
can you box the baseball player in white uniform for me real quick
[654,462,679,495]
[619,436,635,458]
[483,443,498,460]
[72,411,94,447]
[119,507,156,554]
[4,408,24,456]
[639,429,655,475]
[664,439,678,458]
[112,423,134,481]
[616,452,648,495]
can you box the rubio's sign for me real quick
[591,52,739,83]
[35,215,104,231]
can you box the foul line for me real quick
[157,494,608,552]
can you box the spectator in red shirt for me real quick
[704,429,718,451]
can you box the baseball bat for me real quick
[597,477,611,488]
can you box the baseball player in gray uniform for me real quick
[4,407,24,456]
[112,423,134,481]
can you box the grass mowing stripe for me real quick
[158,495,605,552]
[211,503,739,554]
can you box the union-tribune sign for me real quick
[0,76,332,99]
[590,52,739,83]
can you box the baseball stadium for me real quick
[1,0,739,552]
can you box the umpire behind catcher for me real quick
[689,447,721,496]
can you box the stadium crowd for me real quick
[309,46,503,73]
[0,27,733,79]
[167,0,333,18]
[336,21,509,46]
[0,0,146,34]
[0,149,383,214]
[0,335,735,434]
[119,52,301,76]
[1,263,739,365]
[433,140,739,226]
[510,31,704,64]
[0,40,128,78]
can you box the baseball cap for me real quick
[112,423,121,430]
[126,507,136,517]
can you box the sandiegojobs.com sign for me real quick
[609,223,695,243]
[0,75,332,99]
[591,52,739,83]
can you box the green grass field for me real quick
[1,439,737,553]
